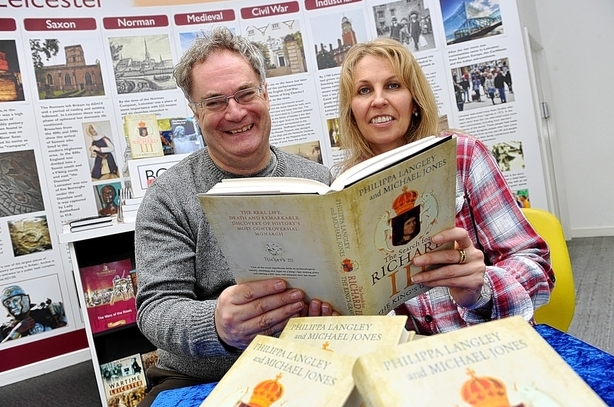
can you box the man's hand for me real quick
[215,279,341,349]
[300,299,340,318]
[4,317,36,341]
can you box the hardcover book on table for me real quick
[200,334,361,407]
[199,135,457,316]
[79,258,136,334]
[351,316,608,406]
[280,315,410,356]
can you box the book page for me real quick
[331,135,438,189]
[206,177,331,196]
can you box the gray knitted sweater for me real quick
[135,146,331,383]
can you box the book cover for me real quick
[70,222,114,233]
[140,349,158,373]
[127,153,190,197]
[280,315,409,356]
[200,334,361,407]
[79,258,137,334]
[140,349,159,389]
[124,113,164,159]
[100,353,147,407]
[352,316,608,407]
[198,136,457,316]
[169,116,205,154]
[69,214,112,227]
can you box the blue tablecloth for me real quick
[534,324,614,406]
[152,324,614,407]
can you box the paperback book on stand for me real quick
[124,113,164,160]
[199,135,457,316]
[100,353,147,407]
[351,316,608,406]
[79,258,137,334]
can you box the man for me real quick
[409,12,422,51]
[1,285,67,342]
[134,27,334,406]
[389,17,402,42]
[98,184,118,216]
[494,68,507,103]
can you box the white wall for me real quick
[519,0,614,237]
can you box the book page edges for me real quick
[331,135,450,189]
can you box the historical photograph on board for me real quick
[373,0,435,53]
[0,40,25,102]
[243,20,308,78]
[440,0,503,45]
[0,150,44,217]
[7,216,53,257]
[30,38,105,100]
[490,140,525,173]
[0,275,67,344]
[82,121,120,181]
[310,9,367,70]
[109,34,176,94]
[452,57,514,111]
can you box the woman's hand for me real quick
[410,227,487,308]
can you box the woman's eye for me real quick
[357,87,371,95]
[387,83,401,90]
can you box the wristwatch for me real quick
[466,273,493,310]
[449,273,493,310]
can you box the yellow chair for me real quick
[521,207,576,332]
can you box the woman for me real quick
[336,38,553,334]
[86,124,119,180]
[484,73,496,105]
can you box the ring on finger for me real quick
[457,248,467,264]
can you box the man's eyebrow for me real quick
[198,83,255,100]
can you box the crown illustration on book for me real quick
[392,186,418,215]
[137,121,147,128]
[246,373,284,407]
[460,369,510,407]
[341,258,355,273]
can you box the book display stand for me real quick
[60,221,156,407]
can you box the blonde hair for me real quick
[336,38,439,172]
[86,124,101,137]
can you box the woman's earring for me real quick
[413,111,419,118]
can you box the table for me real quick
[151,324,614,407]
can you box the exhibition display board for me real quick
[0,0,547,382]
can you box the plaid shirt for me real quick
[395,132,554,334]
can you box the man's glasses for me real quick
[191,87,263,112]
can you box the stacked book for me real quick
[69,215,113,232]
[119,196,143,223]
[115,187,142,223]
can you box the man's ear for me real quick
[263,82,270,101]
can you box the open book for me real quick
[198,135,457,315]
